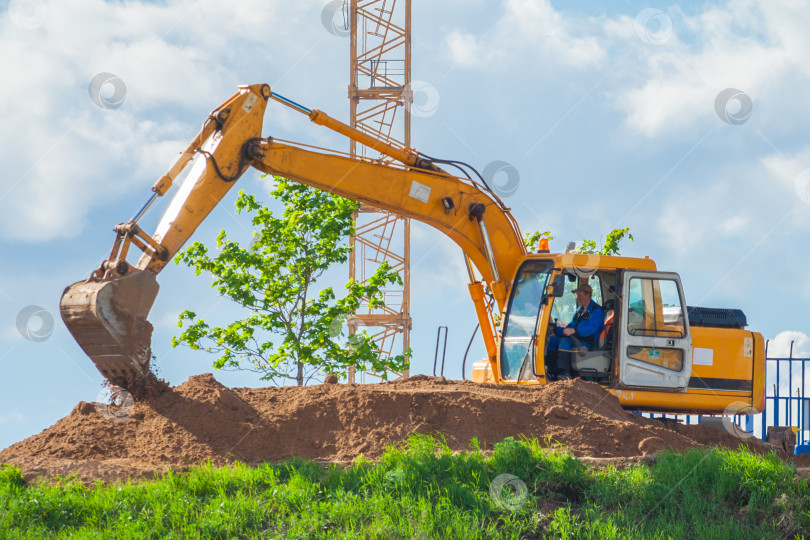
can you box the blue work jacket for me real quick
[555,299,605,349]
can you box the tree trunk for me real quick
[297,361,304,386]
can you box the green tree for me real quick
[524,227,633,320]
[522,227,633,255]
[523,230,553,251]
[172,177,409,386]
[573,227,633,256]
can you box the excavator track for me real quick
[60,271,161,397]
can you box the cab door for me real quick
[618,271,692,390]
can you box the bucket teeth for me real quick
[60,271,159,393]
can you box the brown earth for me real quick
[0,374,776,484]
[793,453,810,467]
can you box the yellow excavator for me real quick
[60,84,765,414]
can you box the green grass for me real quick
[1,434,808,539]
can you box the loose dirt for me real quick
[0,374,775,484]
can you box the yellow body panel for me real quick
[471,359,495,383]
[690,327,751,381]
[534,254,658,273]
[607,388,752,413]
[752,335,767,411]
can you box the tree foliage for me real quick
[523,228,633,255]
[172,177,408,386]
[523,230,553,251]
[574,227,633,256]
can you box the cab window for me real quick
[500,260,553,380]
[625,277,686,372]
[504,268,546,338]
[626,277,685,337]
[550,274,602,325]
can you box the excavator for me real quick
[60,84,765,414]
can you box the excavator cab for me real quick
[497,258,696,395]
[491,255,764,414]
[551,267,693,391]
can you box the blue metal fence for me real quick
[765,342,809,446]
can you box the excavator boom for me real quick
[60,84,525,394]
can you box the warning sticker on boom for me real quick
[242,93,258,113]
[408,181,431,203]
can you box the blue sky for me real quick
[2,0,810,450]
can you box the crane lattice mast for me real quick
[347,0,412,381]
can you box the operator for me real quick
[547,283,605,380]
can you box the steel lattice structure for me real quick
[347,0,412,381]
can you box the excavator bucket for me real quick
[60,271,159,394]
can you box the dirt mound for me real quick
[0,375,771,483]
[793,453,810,467]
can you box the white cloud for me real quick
[768,330,810,358]
[761,148,810,211]
[445,0,606,70]
[0,0,324,243]
[718,215,748,236]
[767,331,810,397]
[446,0,810,138]
[614,0,810,137]
[654,179,758,256]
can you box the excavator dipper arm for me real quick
[248,140,524,290]
[60,84,526,393]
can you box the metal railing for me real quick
[764,341,808,445]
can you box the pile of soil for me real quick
[793,453,810,467]
[0,374,774,483]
